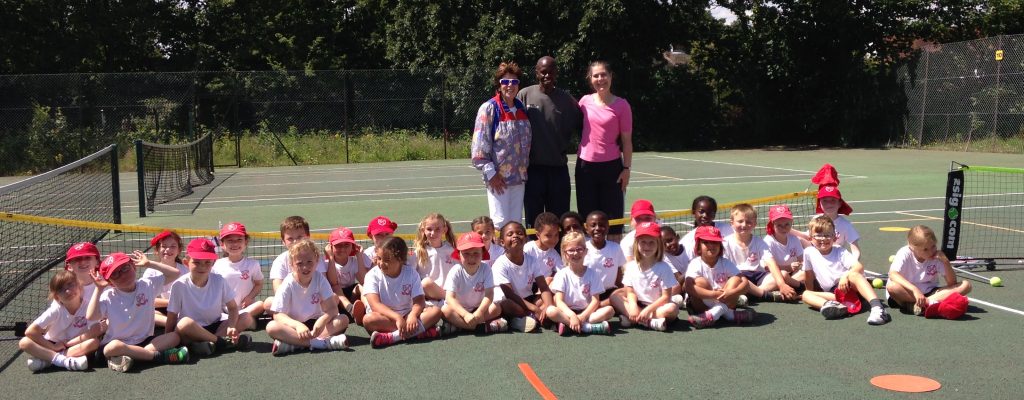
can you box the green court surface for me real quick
[2,148,1023,398]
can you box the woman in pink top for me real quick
[575,61,633,237]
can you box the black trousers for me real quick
[524,164,571,229]
[574,158,625,234]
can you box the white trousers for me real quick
[487,183,525,230]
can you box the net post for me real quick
[941,166,964,261]
[135,140,147,218]
[110,144,122,225]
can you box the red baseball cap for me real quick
[451,232,490,261]
[66,242,100,262]
[329,227,361,256]
[186,238,219,260]
[630,199,656,219]
[150,230,177,247]
[99,252,133,280]
[219,222,247,240]
[924,292,968,320]
[634,221,662,239]
[811,163,840,186]
[833,286,862,314]
[693,225,724,257]
[367,216,398,236]
[816,185,853,215]
[766,205,794,235]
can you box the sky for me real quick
[710,4,739,24]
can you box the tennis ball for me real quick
[872,278,885,289]
[888,255,895,263]
[990,277,1003,287]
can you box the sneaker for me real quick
[162,347,189,364]
[510,316,538,333]
[271,339,297,356]
[439,320,460,336]
[733,309,756,324]
[107,355,134,373]
[485,318,508,333]
[619,314,633,328]
[188,341,215,356]
[557,323,571,336]
[867,307,892,325]
[327,334,349,350]
[688,313,716,329]
[912,304,924,316]
[768,291,785,302]
[737,295,749,307]
[66,356,88,371]
[647,318,668,331]
[350,300,366,325]
[820,300,849,320]
[370,331,395,349]
[230,334,252,351]
[670,294,686,308]
[416,326,440,340]
[26,357,50,372]
[585,321,611,335]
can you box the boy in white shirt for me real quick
[584,210,625,306]
[722,203,796,302]
[262,216,333,314]
[267,238,349,355]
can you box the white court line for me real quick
[651,154,869,178]
[897,211,1024,234]
[864,269,1024,317]
[191,174,483,190]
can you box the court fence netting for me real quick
[136,132,215,217]
[942,162,1024,269]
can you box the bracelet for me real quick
[622,166,630,170]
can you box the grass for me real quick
[906,133,1024,153]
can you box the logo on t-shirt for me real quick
[72,316,87,329]
[444,257,454,265]
[926,264,939,276]
[747,253,759,264]
[649,277,661,288]
[789,249,798,257]
[339,271,352,283]
[473,282,485,293]
[401,284,413,296]
[311,293,322,305]
[240,270,250,280]
[603,257,614,268]
[545,257,555,268]
[582,283,591,297]
[713,272,729,285]
[135,293,148,307]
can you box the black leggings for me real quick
[575,158,625,234]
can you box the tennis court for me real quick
[1,148,1023,398]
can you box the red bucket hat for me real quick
[692,225,723,257]
[630,199,656,219]
[66,242,100,262]
[99,252,133,280]
[811,163,840,187]
[816,185,853,215]
[367,216,398,237]
[766,205,794,235]
[329,227,361,256]
[451,232,490,261]
[186,238,220,260]
[924,292,968,320]
[833,286,862,314]
[219,222,247,240]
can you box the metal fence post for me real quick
[991,35,1003,152]
[442,73,448,160]
[344,70,351,164]
[917,50,929,147]
[135,140,147,218]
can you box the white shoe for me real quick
[820,300,848,320]
[867,306,892,325]
[647,317,667,331]
[107,355,133,373]
[510,316,538,332]
[619,314,633,328]
[272,340,297,356]
[737,295,749,307]
[670,294,686,308]
[26,357,50,372]
[327,334,349,350]
[66,356,88,371]
[486,318,509,333]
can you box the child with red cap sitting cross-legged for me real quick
[212,222,265,331]
[439,232,508,335]
[685,226,754,328]
[611,221,679,331]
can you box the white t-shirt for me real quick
[722,234,773,273]
[33,300,93,343]
[488,243,505,260]
[363,265,424,317]
[889,245,943,294]
[802,246,858,291]
[333,253,367,288]
[99,275,164,345]
[685,257,741,290]
[524,241,563,277]
[142,262,189,299]
[585,240,626,290]
[663,249,692,275]
[270,272,334,322]
[551,267,605,310]
[621,260,678,304]
[764,233,804,268]
[619,230,637,260]
[816,214,859,248]
[212,257,264,307]
[269,251,329,281]
[416,244,457,285]
[167,273,235,327]
[680,221,734,256]
[443,263,495,311]
[492,253,545,301]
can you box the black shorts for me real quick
[303,319,318,330]
[598,287,616,301]
[202,321,223,335]
[340,284,357,300]
[524,294,540,304]
[155,307,168,315]
[740,270,769,284]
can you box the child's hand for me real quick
[97,319,108,333]
[324,244,335,263]
[790,261,802,273]
[637,308,654,325]
[240,296,254,308]
[462,312,478,326]
[578,310,593,325]
[92,271,110,288]
[779,284,797,300]
[401,315,419,339]
[226,326,238,341]
[295,323,312,340]
[311,319,326,338]
[568,315,581,333]
[914,291,928,311]
[131,250,150,267]
[837,275,850,293]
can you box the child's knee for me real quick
[17,336,33,351]
[544,305,559,319]
[959,280,973,294]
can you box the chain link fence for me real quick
[897,34,1024,153]
[0,70,476,175]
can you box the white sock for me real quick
[309,338,328,350]
[722,307,736,321]
[707,304,727,320]
[50,352,68,368]
[387,330,404,342]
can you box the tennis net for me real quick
[942,162,1024,266]
[0,144,121,331]
[136,132,215,217]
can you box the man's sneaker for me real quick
[688,313,716,329]
[670,294,686,308]
[867,307,892,325]
[485,318,508,333]
[327,334,349,350]
[619,314,633,328]
[737,295,749,307]
[107,355,134,373]
[510,316,538,332]
[557,323,571,336]
[271,339,297,356]
[370,331,395,349]
[820,300,848,320]
[188,341,215,356]
[66,356,88,371]
[584,321,611,335]
[416,326,440,340]
[439,320,460,336]
[350,300,366,325]
[647,317,668,331]
[733,309,756,324]
[162,346,189,364]
[26,357,50,372]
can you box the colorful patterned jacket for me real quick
[471,94,532,186]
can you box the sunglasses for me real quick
[812,234,836,241]
[499,78,520,86]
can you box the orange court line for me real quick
[518,363,558,400]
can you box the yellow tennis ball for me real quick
[990,277,1003,287]
[888,255,895,263]
[872,278,884,289]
